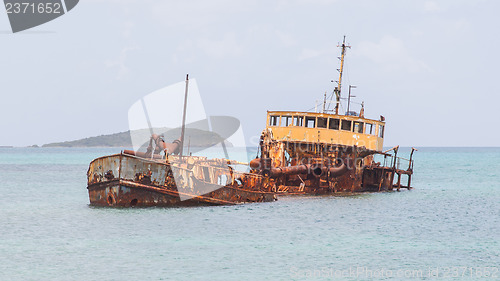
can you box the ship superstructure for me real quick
[250,37,415,194]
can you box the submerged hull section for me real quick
[87,153,276,207]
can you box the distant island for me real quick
[42,128,230,148]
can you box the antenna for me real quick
[347,85,357,114]
[322,91,327,113]
[333,36,351,115]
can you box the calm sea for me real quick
[0,147,499,280]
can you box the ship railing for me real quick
[374,154,414,172]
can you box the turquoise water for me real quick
[0,147,499,280]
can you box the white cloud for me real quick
[197,33,243,58]
[105,47,138,79]
[275,30,297,47]
[297,46,336,61]
[356,36,431,73]
[295,0,338,4]
[275,0,339,9]
[150,0,258,29]
[298,48,323,61]
[120,21,135,38]
[424,1,441,12]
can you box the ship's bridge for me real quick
[266,111,385,151]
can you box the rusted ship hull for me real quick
[87,153,276,207]
[251,128,415,195]
[88,179,275,207]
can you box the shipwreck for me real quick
[86,37,415,207]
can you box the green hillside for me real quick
[42,128,228,148]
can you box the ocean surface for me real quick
[0,147,499,280]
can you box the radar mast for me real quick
[333,36,350,115]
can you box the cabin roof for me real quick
[267,110,385,125]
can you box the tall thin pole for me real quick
[347,85,351,114]
[322,91,327,113]
[334,36,350,115]
[179,74,189,157]
[347,85,356,114]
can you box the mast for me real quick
[179,74,189,157]
[334,36,350,115]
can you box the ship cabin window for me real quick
[317,117,327,128]
[305,116,316,128]
[294,116,304,127]
[378,125,385,138]
[365,123,374,135]
[329,118,340,130]
[353,121,364,133]
[269,115,279,126]
[218,174,228,185]
[341,120,352,131]
[281,115,292,127]
[202,166,211,182]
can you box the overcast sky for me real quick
[1,0,499,147]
